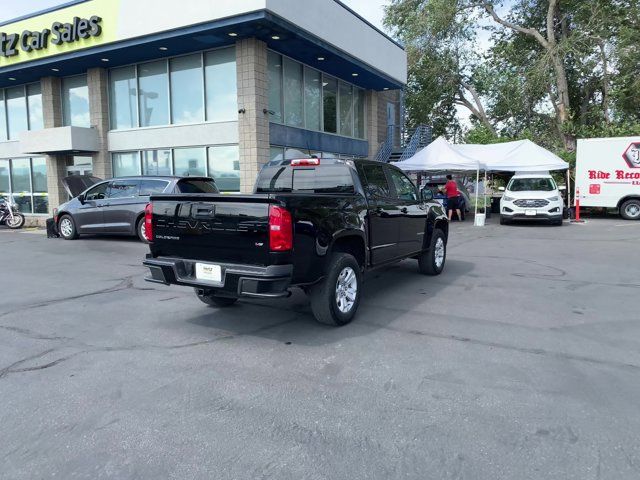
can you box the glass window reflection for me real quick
[62,76,90,127]
[6,87,28,140]
[138,60,169,127]
[174,147,206,176]
[207,145,239,192]
[142,149,172,175]
[205,48,237,122]
[27,83,43,131]
[171,54,204,124]
[110,66,138,129]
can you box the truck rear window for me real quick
[175,179,219,193]
[256,165,355,194]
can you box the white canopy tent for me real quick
[395,137,570,222]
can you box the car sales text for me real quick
[0,16,102,57]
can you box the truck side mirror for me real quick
[498,187,505,192]
[421,188,433,202]
[78,193,86,204]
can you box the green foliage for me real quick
[384,0,639,162]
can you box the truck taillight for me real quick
[144,203,153,242]
[269,205,292,252]
[290,158,320,166]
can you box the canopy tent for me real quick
[394,137,568,173]
[394,137,487,172]
[454,139,569,172]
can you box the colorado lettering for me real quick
[0,15,101,57]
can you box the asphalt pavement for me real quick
[1,218,640,479]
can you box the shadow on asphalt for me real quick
[184,259,475,346]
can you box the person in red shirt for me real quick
[442,174,463,221]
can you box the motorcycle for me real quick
[0,197,26,229]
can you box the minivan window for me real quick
[508,178,556,192]
[175,179,219,193]
[139,179,169,195]
[85,182,108,201]
[108,179,139,198]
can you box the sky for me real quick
[0,0,391,28]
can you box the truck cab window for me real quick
[387,168,417,201]
[361,164,390,199]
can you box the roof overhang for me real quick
[0,0,406,90]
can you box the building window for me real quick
[109,48,237,130]
[205,47,237,122]
[112,145,239,188]
[138,60,169,127]
[0,91,6,141]
[354,88,366,139]
[304,67,322,132]
[174,147,206,177]
[142,149,172,176]
[112,151,141,177]
[6,86,29,140]
[0,157,47,214]
[109,66,138,130]
[27,84,43,131]
[62,75,90,127]
[339,82,354,137]
[267,51,283,124]
[323,76,337,134]
[267,52,366,139]
[170,54,204,124]
[283,57,303,127]
[0,160,10,194]
[208,145,239,192]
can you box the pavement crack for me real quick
[0,325,72,341]
[0,348,58,379]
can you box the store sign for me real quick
[0,16,102,57]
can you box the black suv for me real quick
[55,175,218,242]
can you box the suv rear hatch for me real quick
[148,194,278,266]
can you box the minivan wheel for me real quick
[418,229,446,275]
[136,217,149,243]
[58,215,78,240]
[195,289,238,307]
[309,253,361,326]
[620,199,640,220]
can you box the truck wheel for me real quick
[195,289,238,307]
[620,199,640,220]
[418,229,446,276]
[309,253,361,326]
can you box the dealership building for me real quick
[0,0,406,217]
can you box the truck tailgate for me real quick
[149,194,275,265]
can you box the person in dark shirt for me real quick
[442,174,463,221]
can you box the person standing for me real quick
[443,174,463,221]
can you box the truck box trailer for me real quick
[575,136,640,220]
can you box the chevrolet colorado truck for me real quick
[143,158,449,326]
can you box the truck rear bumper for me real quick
[143,256,293,298]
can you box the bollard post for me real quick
[571,187,586,223]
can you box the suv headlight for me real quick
[547,196,559,201]
[503,195,514,202]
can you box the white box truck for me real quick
[575,136,640,220]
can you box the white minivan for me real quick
[500,172,564,226]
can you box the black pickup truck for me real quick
[143,158,448,326]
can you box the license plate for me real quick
[195,263,222,283]
[525,209,537,216]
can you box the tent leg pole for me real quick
[474,166,479,221]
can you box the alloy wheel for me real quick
[335,266,358,314]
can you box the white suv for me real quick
[500,173,564,226]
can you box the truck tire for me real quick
[418,229,446,276]
[500,215,509,225]
[620,199,640,220]
[195,289,238,307]
[309,253,361,326]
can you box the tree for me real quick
[384,0,636,157]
